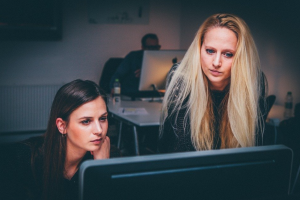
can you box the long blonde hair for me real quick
[161,13,265,150]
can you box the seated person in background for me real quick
[2,80,114,200]
[109,33,161,95]
[159,13,267,153]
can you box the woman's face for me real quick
[200,27,237,91]
[64,96,108,154]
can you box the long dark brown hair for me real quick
[41,79,107,200]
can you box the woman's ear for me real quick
[56,118,67,134]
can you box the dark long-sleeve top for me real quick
[158,64,267,153]
[109,50,144,94]
[1,136,122,200]
[1,136,92,200]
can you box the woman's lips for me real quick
[91,138,102,144]
[209,69,222,76]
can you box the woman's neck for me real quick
[209,79,230,91]
[209,81,230,92]
[64,145,87,180]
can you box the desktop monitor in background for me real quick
[79,145,292,200]
[138,50,186,92]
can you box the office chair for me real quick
[264,95,276,122]
[99,57,124,94]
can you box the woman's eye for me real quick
[224,52,233,58]
[206,49,214,54]
[81,119,91,125]
[99,117,107,122]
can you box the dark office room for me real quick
[0,0,300,199]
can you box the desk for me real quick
[107,100,162,155]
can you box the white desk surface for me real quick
[107,100,162,127]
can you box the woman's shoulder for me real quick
[169,63,180,73]
[166,63,180,86]
[18,136,44,152]
[260,71,268,97]
[11,136,44,165]
[1,136,44,200]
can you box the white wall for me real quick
[179,0,300,110]
[0,0,181,86]
[0,0,299,115]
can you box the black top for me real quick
[1,136,93,200]
[0,137,123,200]
[158,64,267,153]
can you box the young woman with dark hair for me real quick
[4,79,111,200]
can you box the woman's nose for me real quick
[213,54,221,68]
[93,121,102,136]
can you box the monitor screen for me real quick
[79,145,292,200]
[138,50,186,91]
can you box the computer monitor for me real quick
[79,145,292,200]
[138,50,186,91]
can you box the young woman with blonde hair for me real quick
[159,13,267,153]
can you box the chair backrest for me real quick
[99,58,124,94]
[264,95,276,122]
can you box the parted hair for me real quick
[161,13,265,150]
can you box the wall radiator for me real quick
[0,84,63,134]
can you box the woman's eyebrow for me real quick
[100,112,108,116]
[77,112,108,120]
[78,116,92,120]
[222,48,236,52]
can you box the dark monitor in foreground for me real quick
[79,145,292,200]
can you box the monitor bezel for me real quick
[79,145,292,200]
